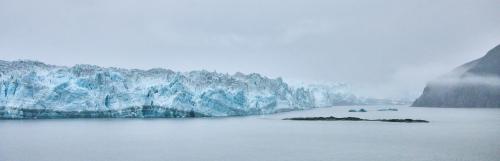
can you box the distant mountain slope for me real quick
[413,44,500,107]
[0,60,399,119]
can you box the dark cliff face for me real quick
[412,44,500,107]
[467,45,500,76]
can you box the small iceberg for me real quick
[377,108,398,111]
[348,108,367,112]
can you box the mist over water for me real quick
[431,74,500,87]
[1,1,499,161]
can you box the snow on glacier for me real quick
[0,60,376,118]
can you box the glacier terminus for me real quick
[0,60,405,119]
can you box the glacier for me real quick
[0,60,404,119]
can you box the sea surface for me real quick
[1,106,499,161]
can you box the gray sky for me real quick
[1,0,500,99]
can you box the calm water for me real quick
[1,106,499,161]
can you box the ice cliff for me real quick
[0,60,395,119]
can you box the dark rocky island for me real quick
[283,116,429,123]
[413,44,500,107]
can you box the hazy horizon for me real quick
[1,0,500,99]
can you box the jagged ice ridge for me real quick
[0,60,390,119]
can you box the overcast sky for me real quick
[1,0,500,99]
